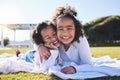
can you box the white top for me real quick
[59,36,93,71]
[33,47,60,73]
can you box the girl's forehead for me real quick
[58,17,73,22]
[41,26,54,34]
[57,17,74,26]
[41,27,55,37]
[58,17,73,21]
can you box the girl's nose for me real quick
[62,29,69,35]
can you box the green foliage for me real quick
[3,37,9,46]
[83,15,120,46]
[84,16,109,36]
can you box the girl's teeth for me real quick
[63,37,69,39]
[54,41,57,44]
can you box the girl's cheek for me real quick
[57,33,61,40]
[57,31,60,36]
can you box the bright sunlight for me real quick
[0,6,23,24]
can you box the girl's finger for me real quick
[44,51,51,59]
[45,43,51,48]
[50,43,58,50]
[40,54,43,63]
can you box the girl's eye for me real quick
[45,37,50,40]
[53,32,56,36]
[67,27,74,31]
[67,28,72,30]
[57,28,63,31]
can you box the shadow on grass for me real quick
[0,72,120,80]
[49,74,62,80]
[86,76,120,80]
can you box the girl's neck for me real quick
[63,44,70,51]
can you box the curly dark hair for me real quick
[52,5,83,42]
[32,20,56,45]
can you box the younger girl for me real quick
[32,20,61,72]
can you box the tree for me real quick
[4,37,9,46]
[83,15,120,46]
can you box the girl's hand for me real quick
[38,45,50,63]
[45,43,58,50]
[61,66,76,74]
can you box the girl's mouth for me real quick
[62,36,71,40]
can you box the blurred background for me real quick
[0,0,120,48]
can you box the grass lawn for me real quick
[0,47,120,80]
[91,47,120,60]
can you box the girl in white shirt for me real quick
[32,20,61,72]
[38,6,92,74]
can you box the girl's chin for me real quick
[61,40,71,43]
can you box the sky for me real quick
[0,0,120,41]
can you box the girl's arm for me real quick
[73,36,93,72]
[61,36,93,74]
[38,45,50,63]
[37,42,59,63]
[78,36,92,64]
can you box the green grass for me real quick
[0,72,60,80]
[0,47,120,80]
[91,47,120,60]
[0,48,32,54]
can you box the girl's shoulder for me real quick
[79,36,87,41]
[73,36,87,44]
[72,36,88,47]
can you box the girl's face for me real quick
[41,26,60,48]
[57,17,75,48]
